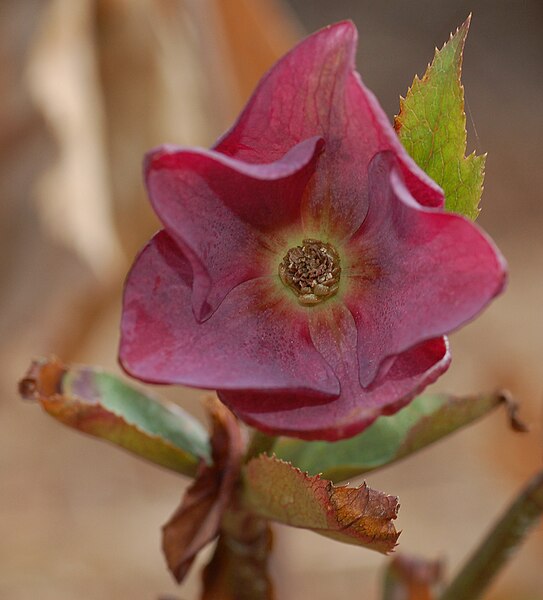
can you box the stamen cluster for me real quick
[279,239,341,305]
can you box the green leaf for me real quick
[19,357,210,476]
[395,16,485,220]
[274,392,519,483]
[242,455,399,553]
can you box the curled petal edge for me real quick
[220,337,451,442]
[144,136,325,322]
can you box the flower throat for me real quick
[279,239,341,305]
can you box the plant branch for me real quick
[439,469,543,600]
[245,430,277,462]
[202,502,273,600]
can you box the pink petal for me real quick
[215,21,443,240]
[222,304,450,441]
[345,152,507,387]
[145,137,323,322]
[120,231,339,399]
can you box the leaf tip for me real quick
[18,356,64,402]
[453,13,471,42]
[498,390,529,433]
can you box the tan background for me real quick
[1,0,542,598]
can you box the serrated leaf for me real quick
[395,16,485,220]
[274,392,520,483]
[242,455,399,553]
[19,357,210,476]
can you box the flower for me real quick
[119,22,506,441]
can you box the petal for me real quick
[215,21,443,240]
[145,137,323,322]
[119,231,339,399]
[345,152,507,387]
[222,304,450,441]
[345,73,444,209]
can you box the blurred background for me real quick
[1,0,542,598]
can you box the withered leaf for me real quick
[243,455,399,553]
[162,399,244,583]
[382,554,443,600]
[19,357,209,476]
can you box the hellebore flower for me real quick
[119,22,506,441]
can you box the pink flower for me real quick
[119,22,506,441]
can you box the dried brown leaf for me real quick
[382,554,443,600]
[499,390,529,432]
[162,399,244,583]
[243,455,399,553]
[19,357,209,476]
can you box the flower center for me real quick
[279,239,341,305]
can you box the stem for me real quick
[245,430,277,462]
[202,502,273,600]
[440,469,543,600]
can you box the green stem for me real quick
[245,430,277,462]
[440,469,543,600]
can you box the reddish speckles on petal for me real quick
[225,336,451,442]
[145,137,324,322]
[120,22,506,441]
[120,231,339,399]
[344,152,506,388]
[215,20,444,240]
